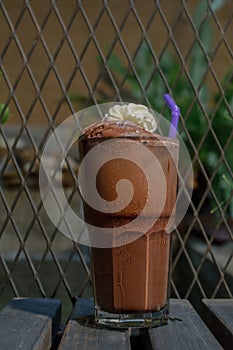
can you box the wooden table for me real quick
[0,297,232,350]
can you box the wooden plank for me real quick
[58,320,131,350]
[59,298,130,350]
[202,299,233,350]
[148,299,223,350]
[0,298,61,350]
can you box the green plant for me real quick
[0,103,9,125]
[207,73,233,217]
[0,70,9,125]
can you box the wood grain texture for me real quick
[58,320,131,350]
[148,299,223,350]
[60,298,130,349]
[0,298,61,350]
[202,299,233,350]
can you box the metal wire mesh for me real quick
[0,0,232,318]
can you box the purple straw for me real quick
[164,94,180,138]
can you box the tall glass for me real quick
[79,133,179,328]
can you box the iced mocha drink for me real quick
[78,104,179,327]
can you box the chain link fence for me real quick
[0,0,232,320]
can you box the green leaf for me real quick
[108,54,128,77]
[192,0,208,27]
[211,0,227,12]
[0,104,9,124]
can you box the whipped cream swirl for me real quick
[104,103,157,132]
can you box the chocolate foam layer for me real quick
[80,120,156,139]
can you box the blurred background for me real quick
[0,0,232,322]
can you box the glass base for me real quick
[95,304,169,328]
